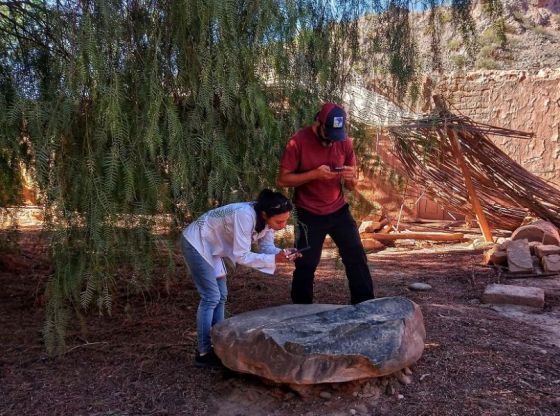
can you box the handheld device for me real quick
[332,166,344,172]
[293,246,311,254]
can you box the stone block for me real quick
[482,284,545,308]
[542,254,560,273]
[506,239,534,273]
[483,247,508,266]
[535,245,560,258]
[529,241,543,255]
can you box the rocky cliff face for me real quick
[410,0,560,72]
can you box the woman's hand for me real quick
[275,248,302,263]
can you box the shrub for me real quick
[450,54,467,70]
[447,38,462,51]
[475,57,499,70]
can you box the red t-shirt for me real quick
[279,126,356,215]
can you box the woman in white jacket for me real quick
[181,189,298,367]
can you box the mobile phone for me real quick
[332,166,344,172]
[293,246,311,254]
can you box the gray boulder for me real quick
[212,297,426,384]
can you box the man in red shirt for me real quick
[277,103,375,304]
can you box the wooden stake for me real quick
[447,128,493,242]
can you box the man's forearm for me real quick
[343,177,357,191]
[277,171,317,188]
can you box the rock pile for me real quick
[484,220,560,274]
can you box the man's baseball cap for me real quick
[315,103,347,141]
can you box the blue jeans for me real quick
[181,237,228,354]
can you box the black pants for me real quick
[291,204,375,305]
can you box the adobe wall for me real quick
[361,68,560,222]
[426,69,560,187]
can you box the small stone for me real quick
[398,394,404,399]
[535,245,560,258]
[354,404,369,413]
[352,391,359,397]
[350,409,357,416]
[542,254,560,273]
[403,367,413,376]
[395,371,412,385]
[495,237,508,246]
[319,391,332,400]
[408,282,432,291]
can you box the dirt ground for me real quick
[1,227,559,416]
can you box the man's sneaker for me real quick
[194,349,222,368]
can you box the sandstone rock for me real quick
[212,297,426,384]
[506,239,533,273]
[542,254,560,273]
[511,220,560,246]
[483,247,507,266]
[482,284,545,308]
[358,220,384,234]
[492,250,508,266]
[395,371,412,385]
[362,238,385,251]
[535,245,560,258]
[497,239,511,251]
[528,241,543,255]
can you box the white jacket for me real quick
[182,202,281,277]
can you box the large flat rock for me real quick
[212,297,426,384]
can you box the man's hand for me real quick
[341,166,356,181]
[313,165,340,181]
[276,166,339,187]
[341,166,357,190]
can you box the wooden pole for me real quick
[447,128,493,242]
[361,232,465,241]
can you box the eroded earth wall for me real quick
[427,69,560,187]
[360,69,560,222]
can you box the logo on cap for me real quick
[316,103,348,142]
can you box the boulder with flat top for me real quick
[212,297,426,385]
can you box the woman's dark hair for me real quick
[254,189,293,232]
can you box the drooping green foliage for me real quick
[0,0,496,352]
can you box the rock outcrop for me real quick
[212,297,426,385]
